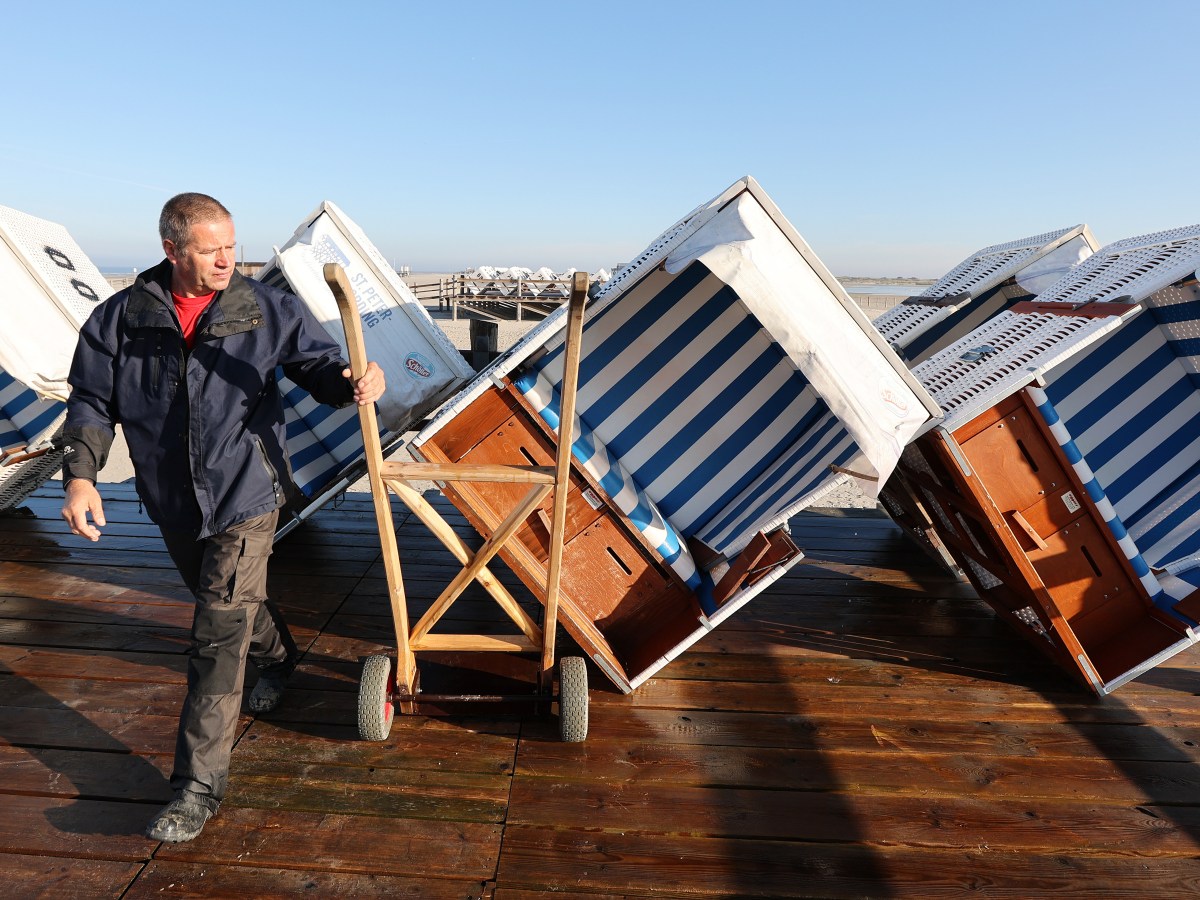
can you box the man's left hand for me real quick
[345,360,386,406]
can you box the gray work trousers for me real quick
[159,509,297,810]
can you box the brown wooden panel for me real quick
[453,412,601,561]
[958,401,1071,517]
[426,383,521,462]
[1028,516,1144,641]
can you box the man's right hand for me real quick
[62,478,106,542]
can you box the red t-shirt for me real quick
[171,291,217,350]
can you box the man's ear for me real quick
[163,239,178,265]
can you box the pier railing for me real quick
[411,275,577,321]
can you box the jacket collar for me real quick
[125,259,263,334]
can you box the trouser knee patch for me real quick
[189,605,249,695]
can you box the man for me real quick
[60,192,386,843]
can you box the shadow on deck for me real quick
[2,482,1200,897]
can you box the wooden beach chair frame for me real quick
[325,263,590,742]
[880,227,1200,693]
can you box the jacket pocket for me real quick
[252,435,281,505]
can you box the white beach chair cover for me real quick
[256,201,473,499]
[0,205,110,403]
[0,205,110,508]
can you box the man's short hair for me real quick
[159,193,232,249]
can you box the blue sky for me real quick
[2,0,1197,277]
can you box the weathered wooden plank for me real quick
[0,619,192,654]
[0,595,195,628]
[0,672,194,716]
[0,794,155,861]
[496,827,1200,897]
[518,705,1200,763]
[125,861,492,899]
[589,675,1200,726]
[236,719,518,776]
[0,853,142,898]
[515,739,1200,801]
[0,705,179,752]
[506,779,1200,854]
[229,768,509,822]
[0,645,187,683]
[155,807,502,879]
[0,745,172,802]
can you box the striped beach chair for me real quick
[876,226,1099,574]
[875,226,1099,366]
[0,205,110,510]
[412,177,941,692]
[890,225,1200,693]
[254,201,475,536]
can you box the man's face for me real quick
[164,217,237,297]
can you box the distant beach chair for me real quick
[874,225,1099,366]
[0,205,111,511]
[881,225,1200,693]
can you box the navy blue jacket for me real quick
[63,259,353,538]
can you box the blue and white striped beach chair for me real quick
[874,226,1098,366]
[413,177,941,691]
[889,225,1200,694]
[0,205,110,510]
[254,202,475,536]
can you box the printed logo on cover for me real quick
[405,352,434,379]
[879,377,911,417]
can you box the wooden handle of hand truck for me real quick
[323,263,418,695]
[324,264,371,383]
[541,271,589,678]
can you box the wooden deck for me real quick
[4,481,1200,898]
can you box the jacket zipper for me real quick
[253,435,281,504]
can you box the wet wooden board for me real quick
[2,482,1200,896]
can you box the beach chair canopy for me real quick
[876,225,1098,365]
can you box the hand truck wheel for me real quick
[358,654,395,741]
[558,656,588,743]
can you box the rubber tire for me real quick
[358,654,395,741]
[558,656,589,742]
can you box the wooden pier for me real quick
[3,481,1200,897]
